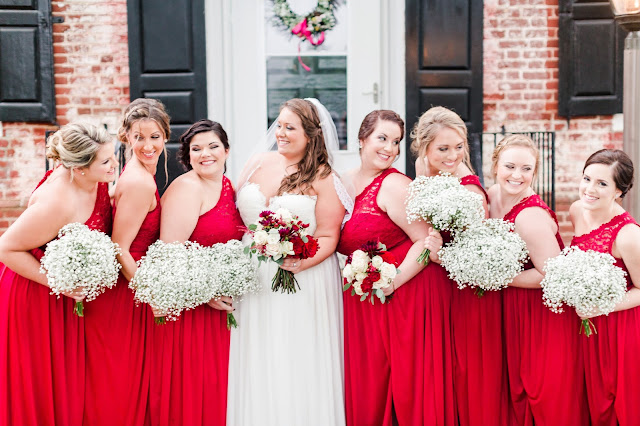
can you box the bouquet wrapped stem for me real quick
[581,318,597,337]
[154,316,166,325]
[74,301,84,317]
[227,312,238,329]
[416,247,431,265]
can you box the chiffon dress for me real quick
[502,194,588,425]
[450,175,509,426]
[571,211,640,426]
[0,171,112,426]
[337,168,455,426]
[147,176,244,426]
[82,188,160,426]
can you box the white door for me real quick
[206,0,405,181]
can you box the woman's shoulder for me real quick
[164,170,201,194]
[116,165,156,194]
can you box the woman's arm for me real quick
[510,207,562,289]
[112,175,156,281]
[610,223,640,312]
[159,175,202,243]
[379,173,429,294]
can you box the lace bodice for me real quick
[503,194,563,270]
[571,212,638,289]
[337,168,408,256]
[116,189,161,256]
[190,176,245,246]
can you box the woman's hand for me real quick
[61,287,86,302]
[150,306,166,318]
[576,307,602,320]
[425,227,443,263]
[207,296,234,312]
[280,257,304,274]
[382,280,396,297]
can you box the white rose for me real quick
[265,243,281,259]
[253,230,269,245]
[255,223,264,231]
[343,264,355,281]
[351,250,370,265]
[267,230,280,244]
[275,208,293,222]
[351,257,369,274]
[373,278,390,290]
[280,241,294,256]
[371,255,383,269]
[380,263,397,281]
[355,272,368,282]
[352,282,364,296]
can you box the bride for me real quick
[227,98,348,425]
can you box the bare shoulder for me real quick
[313,169,339,195]
[380,171,411,191]
[163,171,201,196]
[116,167,156,195]
[486,183,499,199]
[616,221,640,252]
[515,206,557,235]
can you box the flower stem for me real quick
[580,318,597,337]
[474,288,485,298]
[227,312,238,330]
[271,267,300,294]
[73,301,84,317]
[416,248,431,265]
[154,316,166,325]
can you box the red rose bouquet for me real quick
[342,241,399,304]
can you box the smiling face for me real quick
[189,131,229,178]
[274,107,309,160]
[425,126,466,175]
[360,119,402,171]
[127,119,165,169]
[580,163,622,211]
[494,146,536,197]
[80,142,118,183]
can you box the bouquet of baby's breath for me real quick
[40,222,121,317]
[406,173,485,265]
[540,247,627,337]
[130,240,216,324]
[438,219,529,297]
[208,240,260,329]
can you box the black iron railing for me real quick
[469,129,556,210]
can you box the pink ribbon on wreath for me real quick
[291,18,326,72]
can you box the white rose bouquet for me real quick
[130,240,216,324]
[406,173,485,265]
[208,240,260,329]
[342,241,399,304]
[540,247,628,337]
[40,222,121,317]
[244,208,319,294]
[438,219,529,297]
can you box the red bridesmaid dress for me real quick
[0,171,112,426]
[147,175,244,426]
[82,188,160,425]
[337,168,455,426]
[451,175,509,426]
[571,211,640,426]
[503,194,588,425]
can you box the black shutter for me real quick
[127,0,208,190]
[405,0,484,177]
[559,0,625,118]
[0,0,55,122]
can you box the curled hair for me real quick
[277,98,332,195]
[491,134,540,177]
[178,119,230,172]
[583,149,634,198]
[409,106,474,173]
[46,123,112,171]
[358,110,405,156]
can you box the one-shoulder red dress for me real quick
[0,171,112,426]
[450,175,509,426]
[147,175,244,426]
[571,211,640,426]
[337,168,455,426]
[503,194,588,425]
[83,188,160,426]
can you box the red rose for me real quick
[367,271,381,284]
[380,252,398,266]
[302,237,319,258]
[361,277,374,294]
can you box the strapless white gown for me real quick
[227,183,345,426]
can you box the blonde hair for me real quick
[410,106,474,173]
[491,134,540,177]
[46,123,112,171]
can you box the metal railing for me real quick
[469,128,556,210]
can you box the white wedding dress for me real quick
[227,182,346,426]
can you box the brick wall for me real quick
[0,0,129,232]
[483,0,623,243]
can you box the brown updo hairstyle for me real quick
[117,98,171,180]
[358,110,405,157]
[46,123,113,180]
[410,106,474,173]
[583,149,634,199]
[178,119,229,172]
[277,98,332,195]
[491,134,540,178]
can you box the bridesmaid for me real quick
[0,123,117,426]
[147,119,241,426]
[337,110,455,425]
[410,106,507,426]
[488,135,588,425]
[83,98,170,425]
[570,149,640,425]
